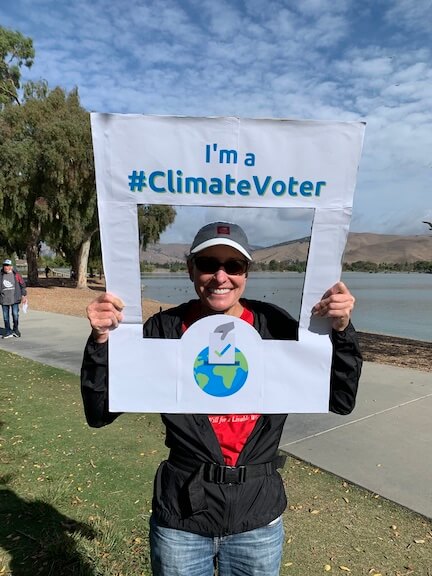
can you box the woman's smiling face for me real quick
[188,245,248,317]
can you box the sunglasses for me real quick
[193,256,249,276]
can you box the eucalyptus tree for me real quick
[0,26,34,107]
[138,205,176,251]
[0,83,96,285]
[0,94,44,282]
[36,87,98,288]
[0,26,34,262]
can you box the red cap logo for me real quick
[217,225,230,235]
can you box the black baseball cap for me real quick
[190,222,252,261]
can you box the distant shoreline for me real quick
[140,268,432,275]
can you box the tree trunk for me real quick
[26,241,40,286]
[76,236,91,289]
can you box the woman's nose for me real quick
[214,268,229,282]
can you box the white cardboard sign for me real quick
[91,114,365,413]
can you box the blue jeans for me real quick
[2,303,19,334]
[150,516,284,576]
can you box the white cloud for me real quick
[384,0,432,34]
[160,206,314,246]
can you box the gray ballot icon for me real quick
[208,322,236,365]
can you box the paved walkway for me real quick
[1,309,431,519]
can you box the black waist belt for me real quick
[168,452,286,485]
[166,452,286,515]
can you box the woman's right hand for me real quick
[87,292,125,344]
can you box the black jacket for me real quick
[81,299,362,537]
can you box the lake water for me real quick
[141,272,432,342]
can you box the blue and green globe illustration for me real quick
[193,347,249,397]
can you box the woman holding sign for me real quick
[81,221,362,576]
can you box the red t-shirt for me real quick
[183,303,260,466]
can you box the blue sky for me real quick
[1,0,431,245]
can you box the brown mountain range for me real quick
[141,233,432,265]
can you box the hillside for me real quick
[141,233,432,265]
[343,233,432,264]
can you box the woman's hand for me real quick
[312,281,355,332]
[87,292,125,343]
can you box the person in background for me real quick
[1,258,27,339]
[81,222,362,576]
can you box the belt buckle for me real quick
[215,465,247,484]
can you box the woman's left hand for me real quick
[312,281,355,332]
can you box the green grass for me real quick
[0,349,431,575]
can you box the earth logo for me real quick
[193,347,249,397]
